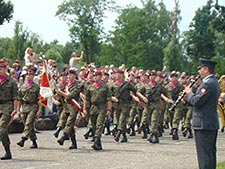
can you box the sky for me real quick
[0,0,224,45]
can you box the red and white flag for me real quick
[39,62,53,114]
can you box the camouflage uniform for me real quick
[57,81,82,149]
[147,82,167,143]
[109,81,120,136]
[85,81,111,150]
[0,76,18,159]
[114,81,136,142]
[81,79,95,139]
[165,82,184,140]
[53,82,67,138]
[137,82,152,139]
[18,82,40,144]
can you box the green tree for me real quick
[163,0,185,72]
[101,0,172,70]
[61,42,77,64]
[56,0,116,64]
[0,0,13,25]
[0,37,13,58]
[183,0,225,75]
[9,21,29,60]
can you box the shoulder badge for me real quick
[200,87,206,94]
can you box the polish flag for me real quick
[39,62,53,114]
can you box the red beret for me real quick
[68,68,76,74]
[170,71,178,77]
[103,72,109,76]
[149,70,157,76]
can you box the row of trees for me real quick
[0,0,225,75]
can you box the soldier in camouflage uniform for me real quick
[109,71,120,137]
[17,66,41,149]
[81,70,95,140]
[52,72,68,138]
[164,71,184,140]
[155,71,168,137]
[127,73,139,136]
[0,60,19,160]
[56,68,82,149]
[84,71,112,150]
[113,69,140,143]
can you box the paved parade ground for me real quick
[1,128,225,169]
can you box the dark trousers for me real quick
[194,130,218,169]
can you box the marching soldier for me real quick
[113,69,140,142]
[83,71,112,150]
[82,70,95,140]
[56,68,82,149]
[165,71,184,140]
[17,65,41,149]
[0,60,19,160]
[52,72,68,138]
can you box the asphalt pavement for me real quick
[1,128,225,169]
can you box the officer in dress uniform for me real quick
[184,58,220,169]
[0,60,19,160]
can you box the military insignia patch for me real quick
[200,88,206,94]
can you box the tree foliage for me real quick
[0,0,14,25]
[183,0,225,74]
[56,0,116,64]
[98,0,172,70]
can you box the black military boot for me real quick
[92,137,102,150]
[105,123,111,135]
[142,125,148,139]
[157,127,163,137]
[69,135,77,149]
[120,132,128,143]
[148,133,159,143]
[57,133,69,145]
[30,139,38,149]
[83,128,92,139]
[129,126,136,136]
[17,137,27,147]
[1,145,12,160]
[114,130,122,142]
[53,127,62,138]
[172,128,179,140]
[187,128,193,139]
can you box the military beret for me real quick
[103,72,109,76]
[68,68,76,74]
[27,65,36,75]
[170,71,178,77]
[149,70,157,76]
[198,58,217,70]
